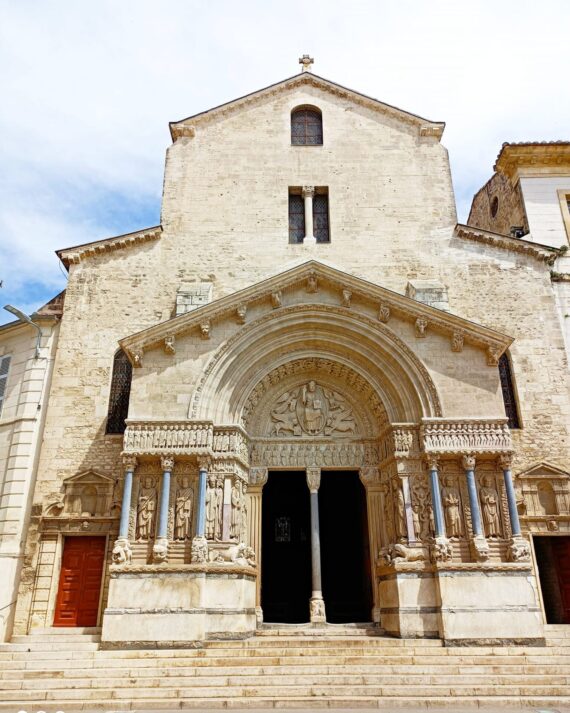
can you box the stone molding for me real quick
[421,419,513,455]
[109,563,258,577]
[169,72,445,141]
[454,224,559,265]
[57,226,162,268]
[494,141,570,179]
[119,261,511,371]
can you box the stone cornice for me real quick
[455,224,559,265]
[494,141,570,180]
[169,72,445,142]
[56,226,162,268]
[420,418,513,456]
[119,260,512,367]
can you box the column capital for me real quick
[359,466,379,486]
[197,456,211,471]
[122,454,138,471]
[498,453,513,470]
[249,467,268,487]
[425,454,439,471]
[302,185,315,198]
[462,453,476,471]
[306,466,321,493]
[160,455,175,472]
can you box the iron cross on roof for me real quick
[299,54,314,72]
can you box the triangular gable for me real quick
[119,260,512,367]
[63,470,115,485]
[517,462,570,480]
[170,72,445,141]
[56,226,162,269]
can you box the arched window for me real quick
[498,353,520,429]
[291,106,323,145]
[106,350,132,434]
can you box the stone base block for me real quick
[436,563,544,644]
[377,566,439,638]
[101,565,256,645]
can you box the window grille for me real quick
[288,193,305,243]
[291,108,323,145]
[106,350,132,434]
[0,355,11,417]
[313,193,330,243]
[498,353,520,429]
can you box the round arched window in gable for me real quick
[291,106,323,145]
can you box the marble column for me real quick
[191,459,209,562]
[427,456,452,562]
[462,454,489,561]
[153,455,174,563]
[499,454,531,562]
[306,466,326,623]
[112,455,137,564]
[302,185,316,244]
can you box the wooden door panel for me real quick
[54,537,106,627]
[553,538,570,624]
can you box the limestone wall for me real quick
[468,172,528,238]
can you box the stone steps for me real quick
[1,632,569,709]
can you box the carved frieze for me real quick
[421,419,512,455]
[250,440,380,468]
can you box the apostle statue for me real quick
[480,475,501,537]
[205,474,218,541]
[240,483,248,544]
[442,476,463,538]
[136,476,156,541]
[215,477,224,541]
[395,486,407,540]
[174,476,193,540]
[230,480,242,541]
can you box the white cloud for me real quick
[1,0,569,322]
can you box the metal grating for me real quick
[288,193,305,243]
[106,351,132,434]
[499,353,520,429]
[291,109,323,146]
[314,193,330,243]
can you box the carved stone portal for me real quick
[269,380,356,437]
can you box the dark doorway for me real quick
[319,471,373,623]
[261,471,311,623]
[534,536,570,624]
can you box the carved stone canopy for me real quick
[243,358,388,438]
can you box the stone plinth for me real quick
[377,563,439,638]
[101,564,257,646]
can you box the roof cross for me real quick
[299,54,314,72]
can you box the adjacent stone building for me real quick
[10,62,570,646]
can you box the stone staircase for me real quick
[1,625,570,710]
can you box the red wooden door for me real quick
[54,536,106,627]
[553,537,570,624]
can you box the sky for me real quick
[0,0,569,325]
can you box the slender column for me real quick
[463,454,489,561]
[302,186,316,244]
[427,457,445,538]
[462,454,482,536]
[306,467,326,623]
[426,456,452,562]
[112,455,137,564]
[249,468,268,625]
[191,459,209,562]
[499,454,521,536]
[153,455,174,563]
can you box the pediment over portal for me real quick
[119,260,512,369]
[517,462,570,480]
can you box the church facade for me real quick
[11,62,570,646]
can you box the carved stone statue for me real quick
[174,476,193,540]
[215,478,224,541]
[230,480,242,541]
[442,476,463,538]
[205,474,219,541]
[300,380,326,434]
[240,483,248,543]
[480,475,502,537]
[136,476,156,541]
[395,486,407,540]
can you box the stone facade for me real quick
[10,70,570,645]
[0,295,62,641]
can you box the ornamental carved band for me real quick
[420,419,512,455]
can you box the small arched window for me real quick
[291,106,323,145]
[498,353,520,429]
[106,350,132,434]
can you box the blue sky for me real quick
[1,0,569,324]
